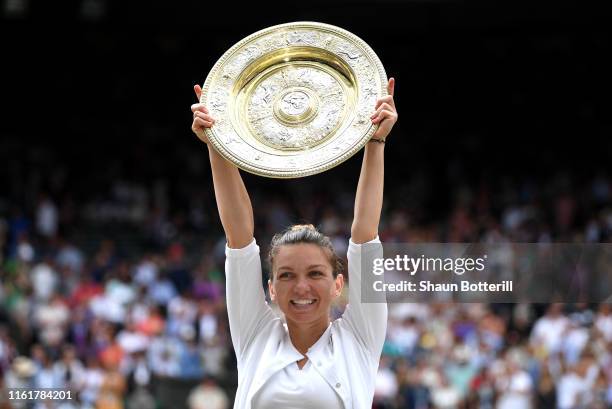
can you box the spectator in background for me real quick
[594,303,612,342]
[133,254,159,288]
[187,377,229,409]
[148,271,177,306]
[134,304,165,337]
[177,325,204,380]
[116,320,150,355]
[35,193,58,239]
[7,208,31,258]
[126,386,156,409]
[469,367,495,409]
[33,351,63,389]
[445,343,479,400]
[124,350,151,392]
[530,303,569,356]
[536,365,556,408]
[16,233,35,264]
[80,356,105,407]
[374,356,399,408]
[430,372,461,409]
[197,300,218,345]
[56,237,85,275]
[148,332,181,378]
[561,318,590,366]
[495,353,533,409]
[0,326,16,373]
[387,316,421,358]
[3,357,36,409]
[33,293,70,350]
[0,375,10,409]
[53,344,84,391]
[30,258,58,302]
[96,359,126,409]
[3,356,36,390]
[556,357,595,409]
[166,289,197,338]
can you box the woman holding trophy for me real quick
[190,21,397,409]
[191,75,397,408]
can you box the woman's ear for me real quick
[268,279,276,301]
[334,274,344,297]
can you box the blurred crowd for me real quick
[2,0,611,406]
[0,140,611,409]
[375,302,612,409]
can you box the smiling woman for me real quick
[191,78,398,408]
[267,227,344,357]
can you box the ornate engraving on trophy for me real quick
[202,22,386,177]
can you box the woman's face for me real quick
[269,243,343,328]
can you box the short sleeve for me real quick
[341,236,388,361]
[225,239,275,360]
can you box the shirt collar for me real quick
[306,322,333,356]
[281,321,333,358]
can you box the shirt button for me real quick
[335,383,341,388]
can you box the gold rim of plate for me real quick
[201,21,387,178]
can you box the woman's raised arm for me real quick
[351,78,398,244]
[191,84,254,249]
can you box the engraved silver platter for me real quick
[201,21,387,178]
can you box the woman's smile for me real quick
[289,298,318,311]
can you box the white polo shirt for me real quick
[225,237,387,409]
[251,324,343,409]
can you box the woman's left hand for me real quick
[371,78,398,140]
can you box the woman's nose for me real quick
[293,276,310,293]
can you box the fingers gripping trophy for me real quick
[190,22,398,409]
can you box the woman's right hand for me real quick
[191,84,215,144]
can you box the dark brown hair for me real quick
[268,224,343,280]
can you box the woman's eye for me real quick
[310,271,323,277]
[278,272,291,279]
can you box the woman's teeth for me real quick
[291,299,315,305]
